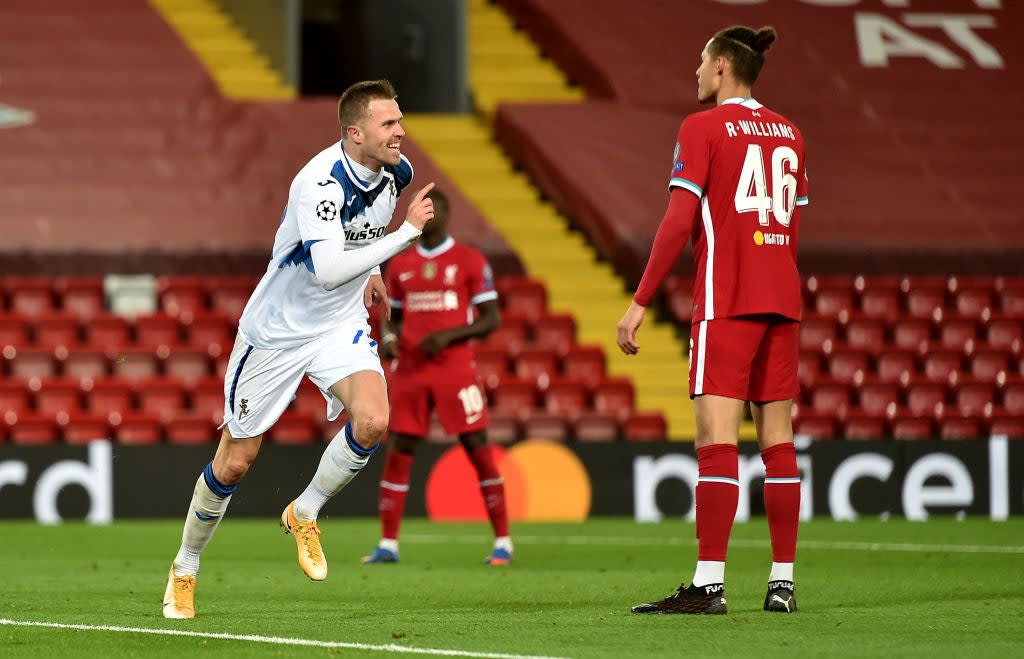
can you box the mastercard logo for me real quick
[425,439,592,521]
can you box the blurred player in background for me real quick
[362,188,513,566]
[163,79,435,619]
[617,25,807,615]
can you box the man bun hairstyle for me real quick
[338,79,398,136]
[709,25,777,86]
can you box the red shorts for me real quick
[387,359,489,437]
[688,315,799,402]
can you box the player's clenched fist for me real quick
[406,182,436,230]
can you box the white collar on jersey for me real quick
[338,141,386,191]
[721,97,764,109]
[415,236,455,258]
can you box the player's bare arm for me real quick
[380,308,404,360]
[419,299,499,358]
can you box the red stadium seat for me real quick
[905,286,946,320]
[828,349,869,383]
[163,347,212,384]
[876,350,917,383]
[940,416,983,441]
[814,287,855,319]
[111,347,161,381]
[485,413,520,444]
[136,378,187,420]
[998,286,1024,318]
[134,313,182,349]
[499,277,547,320]
[0,381,30,415]
[85,315,131,351]
[955,288,994,319]
[0,314,30,348]
[592,377,635,420]
[938,318,979,350]
[7,412,58,445]
[491,378,538,419]
[1002,381,1024,415]
[189,376,226,422]
[905,379,947,417]
[889,414,934,441]
[62,412,112,445]
[164,413,217,445]
[844,316,886,353]
[480,310,530,357]
[522,414,570,442]
[514,347,560,388]
[543,377,588,420]
[892,318,932,352]
[63,348,110,381]
[473,347,509,392]
[60,277,106,318]
[86,378,133,416]
[989,413,1024,438]
[561,345,606,386]
[268,411,319,444]
[622,411,667,442]
[859,287,902,321]
[809,378,853,415]
[5,347,58,380]
[32,312,82,349]
[797,352,824,387]
[33,378,83,415]
[799,316,838,351]
[956,380,995,417]
[986,317,1023,353]
[970,349,1010,382]
[290,378,327,416]
[207,278,254,321]
[858,379,900,416]
[922,350,963,383]
[792,414,838,440]
[531,313,576,355]
[5,277,55,315]
[158,276,208,318]
[573,412,619,442]
[184,312,234,353]
[112,412,162,444]
[843,413,885,441]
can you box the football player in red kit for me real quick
[618,25,807,615]
[362,188,513,565]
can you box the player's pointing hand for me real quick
[406,182,436,230]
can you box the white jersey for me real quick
[238,141,414,349]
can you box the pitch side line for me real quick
[0,619,570,659]
[403,534,1024,555]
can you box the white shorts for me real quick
[220,322,385,439]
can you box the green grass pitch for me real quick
[2,518,1022,658]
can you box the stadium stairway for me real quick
[148,0,294,100]
[403,0,712,440]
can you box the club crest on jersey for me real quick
[422,262,437,279]
[316,200,338,221]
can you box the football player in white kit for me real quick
[163,80,436,619]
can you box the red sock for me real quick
[695,443,739,562]
[466,446,510,538]
[379,450,413,541]
[762,442,800,563]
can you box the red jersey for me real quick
[384,237,497,369]
[639,97,808,322]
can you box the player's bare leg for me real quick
[363,433,418,564]
[459,430,513,565]
[164,429,261,618]
[752,399,799,612]
[286,370,387,580]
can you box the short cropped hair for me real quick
[337,79,398,134]
[708,26,777,87]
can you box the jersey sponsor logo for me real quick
[753,230,790,246]
[315,200,338,221]
[344,225,386,242]
[316,179,337,187]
